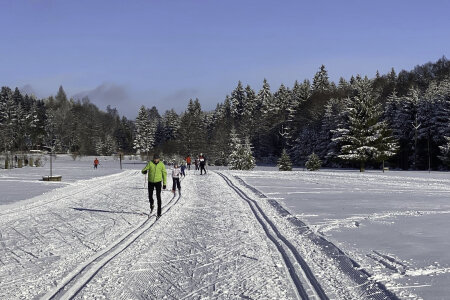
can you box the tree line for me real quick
[1,56,449,170]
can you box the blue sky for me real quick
[1,0,449,118]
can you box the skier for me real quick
[142,154,167,219]
[186,155,191,170]
[171,163,181,194]
[194,158,199,171]
[199,153,207,175]
[180,163,186,177]
[94,158,99,169]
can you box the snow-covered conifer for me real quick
[312,65,330,92]
[333,77,398,171]
[319,98,346,163]
[257,79,273,117]
[228,128,255,170]
[231,81,246,122]
[305,152,322,171]
[133,106,155,157]
[277,149,292,171]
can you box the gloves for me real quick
[142,170,147,174]
[163,185,166,189]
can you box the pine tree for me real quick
[305,152,322,171]
[242,84,257,137]
[255,79,274,158]
[231,81,246,124]
[0,87,18,153]
[241,136,256,170]
[312,65,330,92]
[278,149,292,171]
[133,106,155,158]
[319,98,346,164]
[178,98,206,156]
[210,99,232,165]
[228,128,255,170]
[333,77,398,171]
[258,79,273,117]
[162,109,180,141]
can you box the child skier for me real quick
[180,163,186,177]
[172,163,181,194]
[94,158,99,169]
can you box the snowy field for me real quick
[1,156,449,299]
[0,155,143,207]
[233,169,450,299]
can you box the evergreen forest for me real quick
[1,56,449,171]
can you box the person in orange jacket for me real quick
[94,158,99,169]
[186,155,191,170]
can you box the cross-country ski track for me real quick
[0,169,399,299]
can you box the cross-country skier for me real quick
[194,157,199,171]
[186,155,191,170]
[180,163,186,177]
[199,153,207,175]
[94,158,99,169]
[142,154,167,219]
[171,163,181,194]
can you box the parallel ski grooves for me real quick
[44,179,184,300]
[216,172,328,300]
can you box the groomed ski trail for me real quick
[73,171,298,299]
[216,171,328,300]
[0,170,167,299]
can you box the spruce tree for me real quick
[319,98,346,164]
[228,128,255,170]
[278,149,292,171]
[133,106,155,159]
[231,81,245,124]
[312,65,330,92]
[333,77,398,171]
[305,152,322,171]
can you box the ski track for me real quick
[0,170,150,299]
[74,171,297,299]
[216,171,328,300]
[1,169,402,299]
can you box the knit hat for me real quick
[153,153,160,160]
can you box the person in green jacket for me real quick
[142,153,167,218]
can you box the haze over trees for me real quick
[1,56,449,170]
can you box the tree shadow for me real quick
[71,207,144,216]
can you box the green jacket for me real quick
[142,160,167,185]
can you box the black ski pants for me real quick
[172,177,181,191]
[200,164,206,175]
[148,181,162,216]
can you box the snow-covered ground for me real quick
[1,157,449,299]
[232,169,450,300]
[0,155,141,206]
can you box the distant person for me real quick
[186,155,192,170]
[194,158,199,171]
[171,163,181,194]
[199,153,207,175]
[180,163,186,177]
[94,158,99,169]
[142,154,167,219]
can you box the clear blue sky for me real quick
[1,0,449,118]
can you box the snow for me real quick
[233,168,450,299]
[1,157,449,299]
